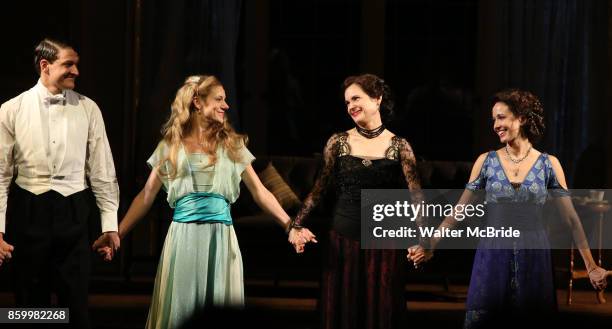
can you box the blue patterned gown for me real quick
[463,151,569,328]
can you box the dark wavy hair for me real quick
[33,38,72,75]
[342,73,394,124]
[492,89,545,143]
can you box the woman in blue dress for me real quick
[95,75,316,329]
[409,89,608,328]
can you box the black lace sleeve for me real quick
[396,137,421,190]
[397,137,428,245]
[293,133,341,227]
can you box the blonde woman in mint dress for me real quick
[94,75,317,329]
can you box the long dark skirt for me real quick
[464,242,557,328]
[320,230,406,329]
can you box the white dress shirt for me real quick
[0,80,119,233]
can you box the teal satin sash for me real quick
[172,192,232,225]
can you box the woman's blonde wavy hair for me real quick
[159,75,248,178]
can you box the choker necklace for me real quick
[356,124,385,139]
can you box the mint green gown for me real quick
[144,142,254,329]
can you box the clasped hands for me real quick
[407,244,433,269]
[587,266,610,291]
[0,235,14,266]
[288,226,317,253]
[92,231,121,262]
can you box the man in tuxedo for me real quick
[0,38,120,329]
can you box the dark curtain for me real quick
[119,0,243,266]
[136,0,243,172]
[477,0,608,185]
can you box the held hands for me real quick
[0,236,14,266]
[407,245,433,268]
[288,227,317,253]
[587,266,609,291]
[92,231,120,262]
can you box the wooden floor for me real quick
[0,284,610,328]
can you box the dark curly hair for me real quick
[343,73,394,124]
[492,89,545,143]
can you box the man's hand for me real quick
[92,232,120,262]
[0,235,14,266]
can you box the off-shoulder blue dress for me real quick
[463,151,569,328]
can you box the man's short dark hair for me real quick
[33,38,72,75]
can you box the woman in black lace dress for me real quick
[288,74,422,329]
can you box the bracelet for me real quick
[285,220,304,234]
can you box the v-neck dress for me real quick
[463,151,570,328]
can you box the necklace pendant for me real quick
[362,159,372,167]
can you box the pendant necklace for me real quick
[505,144,531,177]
